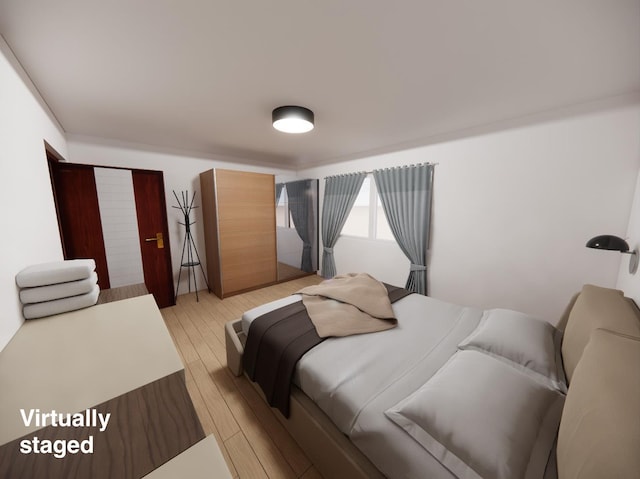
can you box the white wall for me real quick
[94,167,145,287]
[67,139,297,296]
[300,105,640,322]
[616,167,640,304]
[0,36,68,350]
[2,25,637,348]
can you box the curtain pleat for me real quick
[285,179,314,272]
[373,164,434,294]
[321,173,366,278]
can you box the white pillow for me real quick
[386,351,564,479]
[19,272,98,304]
[458,308,566,391]
[22,285,100,319]
[16,259,96,288]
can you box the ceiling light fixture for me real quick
[272,106,314,134]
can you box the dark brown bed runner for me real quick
[243,283,412,417]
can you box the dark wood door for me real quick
[49,158,175,308]
[132,170,175,308]
[49,162,111,289]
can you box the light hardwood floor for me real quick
[161,275,324,479]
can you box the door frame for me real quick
[47,146,175,307]
[45,141,70,257]
[48,157,111,289]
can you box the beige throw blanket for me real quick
[296,273,397,338]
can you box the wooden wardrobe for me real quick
[199,168,277,298]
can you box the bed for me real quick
[225,282,640,479]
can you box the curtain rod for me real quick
[324,162,438,179]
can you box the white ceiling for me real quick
[1,1,639,168]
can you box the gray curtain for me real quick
[286,179,314,272]
[373,164,434,294]
[321,172,366,278]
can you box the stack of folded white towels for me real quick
[16,259,100,319]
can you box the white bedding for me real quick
[242,293,563,478]
[242,293,484,478]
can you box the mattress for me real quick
[242,293,484,478]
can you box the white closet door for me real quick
[94,168,145,287]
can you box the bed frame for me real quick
[224,286,640,479]
[225,319,383,479]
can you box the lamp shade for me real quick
[272,106,314,133]
[585,235,630,252]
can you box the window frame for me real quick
[340,174,395,242]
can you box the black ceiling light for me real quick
[586,235,630,252]
[586,234,638,274]
[272,106,314,134]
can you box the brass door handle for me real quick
[145,233,164,248]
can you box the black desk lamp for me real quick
[586,235,638,274]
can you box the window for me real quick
[341,175,394,241]
[276,186,287,227]
[276,185,296,228]
[341,177,371,237]
[375,195,395,240]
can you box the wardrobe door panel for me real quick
[219,231,277,254]
[200,169,277,298]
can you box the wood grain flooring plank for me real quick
[169,275,324,479]
[187,360,240,441]
[233,373,311,476]
[161,308,199,364]
[221,377,297,479]
[183,306,228,368]
[299,466,324,479]
[225,432,269,479]
[185,377,220,437]
[185,371,239,479]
